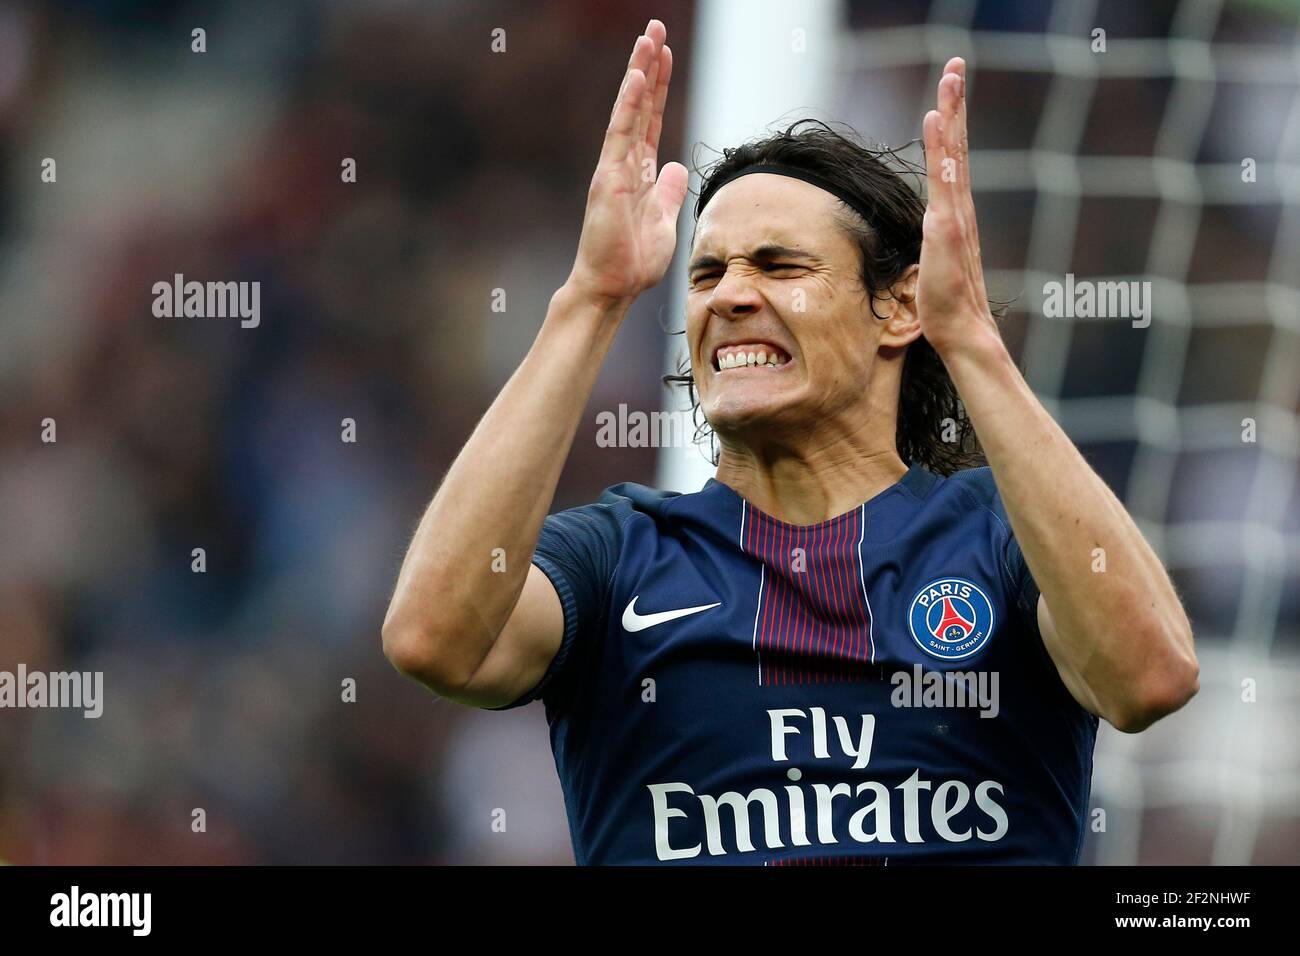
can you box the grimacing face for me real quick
[686,173,913,446]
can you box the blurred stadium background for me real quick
[0,0,1295,864]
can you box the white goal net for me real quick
[666,0,1300,864]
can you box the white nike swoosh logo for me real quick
[622,596,721,632]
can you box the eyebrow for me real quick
[687,243,822,275]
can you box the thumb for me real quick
[656,161,689,222]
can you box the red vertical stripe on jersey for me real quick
[742,503,873,685]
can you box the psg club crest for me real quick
[907,577,995,661]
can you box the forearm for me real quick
[938,326,1197,720]
[382,283,629,681]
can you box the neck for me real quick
[713,424,908,525]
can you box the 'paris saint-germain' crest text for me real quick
[908,577,995,661]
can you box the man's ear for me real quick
[878,264,922,348]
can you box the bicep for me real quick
[1036,593,1105,720]
[445,563,565,709]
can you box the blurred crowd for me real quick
[0,0,1295,864]
[0,0,698,864]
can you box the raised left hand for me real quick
[916,58,1000,357]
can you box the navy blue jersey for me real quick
[497,464,1098,864]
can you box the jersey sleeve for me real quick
[949,466,1101,725]
[488,491,632,712]
[948,467,1042,636]
[999,518,1042,636]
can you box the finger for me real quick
[634,21,665,153]
[941,59,977,223]
[656,160,690,224]
[942,58,970,183]
[644,18,667,54]
[938,73,962,162]
[645,44,673,164]
[611,34,652,120]
[947,58,968,149]
[601,68,647,167]
[922,108,949,210]
[635,25,664,163]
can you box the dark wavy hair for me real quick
[664,118,989,477]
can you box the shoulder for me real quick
[596,482,684,515]
[940,465,999,506]
[920,467,1020,578]
[541,482,688,548]
[547,482,680,521]
[929,466,1012,524]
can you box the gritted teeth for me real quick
[713,343,791,371]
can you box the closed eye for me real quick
[691,263,804,285]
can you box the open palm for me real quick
[568,20,690,305]
[916,57,999,356]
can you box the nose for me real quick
[707,269,763,320]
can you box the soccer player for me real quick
[383,20,1199,864]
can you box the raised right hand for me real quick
[567,19,689,307]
